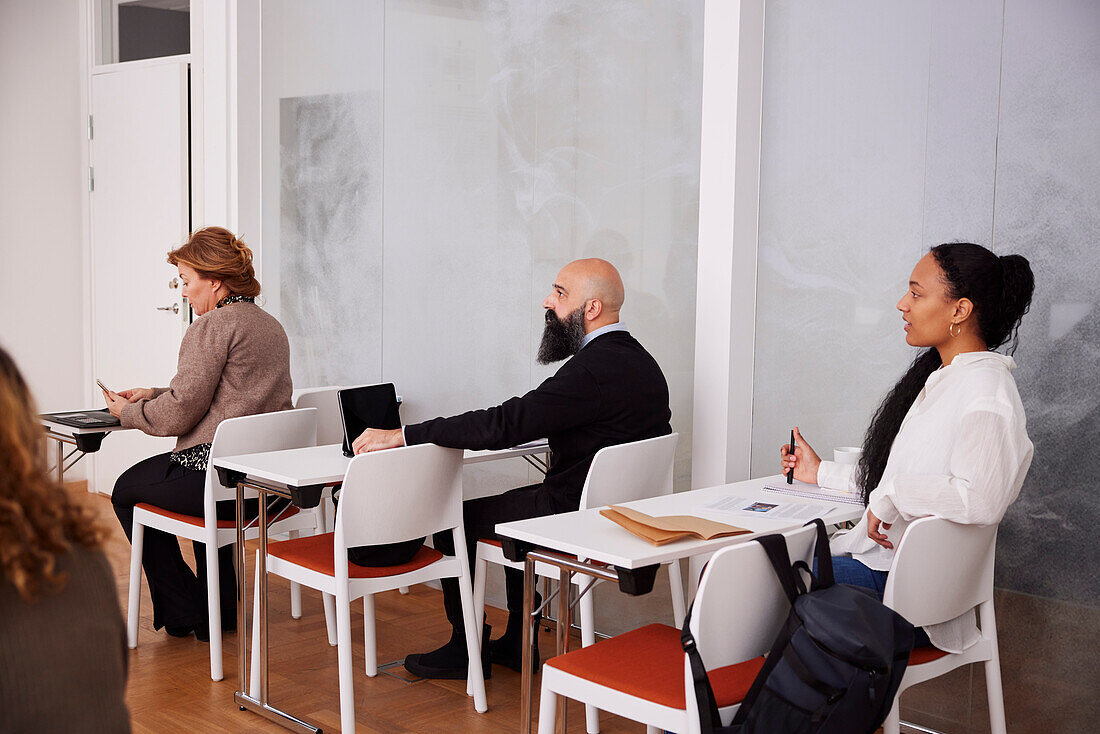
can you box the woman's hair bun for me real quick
[166,227,261,298]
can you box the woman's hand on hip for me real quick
[779,426,822,483]
[866,508,893,550]
[117,387,155,402]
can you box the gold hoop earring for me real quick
[949,322,962,338]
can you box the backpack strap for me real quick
[681,602,723,733]
[805,518,835,590]
[754,533,801,604]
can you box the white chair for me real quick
[472,432,684,733]
[882,517,1006,734]
[126,407,324,681]
[536,524,818,734]
[294,384,412,646]
[250,443,487,733]
[293,386,347,446]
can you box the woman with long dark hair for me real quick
[781,242,1035,651]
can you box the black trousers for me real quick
[331,489,426,567]
[433,483,560,636]
[112,452,272,630]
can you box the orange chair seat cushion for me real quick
[546,623,765,710]
[909,645,950,666]
[135,502,300,529]
[267,532,445,578]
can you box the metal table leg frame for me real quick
[519,551,619,734]
[233,480,322,734]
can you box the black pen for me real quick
[786,429,795,484]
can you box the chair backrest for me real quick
[883,516,997,627]
[333,444,464,549]
[205,408,318,503]
[293,387,344,445]
[682,525,817,732]
[578,433,679,510]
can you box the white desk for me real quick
[212,440,550,734]
[39,412,130,485]
[494,476,865,733]
[214,440,551,504]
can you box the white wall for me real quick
[0,0,86,414]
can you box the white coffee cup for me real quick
[833,446,862,465]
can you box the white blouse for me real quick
[819,351,1033,652]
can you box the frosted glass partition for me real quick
[990,0,1100,605]
[262,1,704,499]
[751,0,1002,475]
[753,0,1100,608]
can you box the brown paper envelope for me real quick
[600,506,749,546]
[599,508,691,546]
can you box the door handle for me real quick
[156,304,180,314]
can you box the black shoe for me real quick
[489,611,541,673]
[193,622,210,643]
[403,627,492,680]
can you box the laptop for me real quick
[41,409,121,429]
[337,383,401,457]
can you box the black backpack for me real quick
[681,519,915,734]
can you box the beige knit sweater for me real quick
[120,302,293,451]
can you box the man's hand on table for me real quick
[352,428,404,454]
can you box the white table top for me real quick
[213,440,550,487]
[495,476,866,569]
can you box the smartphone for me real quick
[96,379,112,395]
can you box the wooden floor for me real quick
[90,491,638,733]
[85,487,1100,734]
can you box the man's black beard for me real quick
[536,308,586,364]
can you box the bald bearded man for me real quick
[353,259,672,679]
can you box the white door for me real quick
[89,60,190,494]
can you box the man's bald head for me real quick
[559,258,625,316]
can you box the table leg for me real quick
[555,570,572,734]
[259,495,270,704]
[56,438,64,485]
[236,483,248,702]
[521,555,536,734]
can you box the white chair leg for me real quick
[645,726,661,734]
[249,551,261,698]
[537,685,558,734]
[289,530,302,619]
[473,554,488,646]
[667,559,686,627]
[126,521,144,649]
[399,586,410,595]
[363,594,377,677]
[577,583,599,734]
[457,573,488,713]
[323,592,338,646]
[336,582,356,734]
[206,537,223,682]
[980,604,1007,734]
[882,700,901,734]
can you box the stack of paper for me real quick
[762,481,864,506]
[600,505,749,546]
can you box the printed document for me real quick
[701,495,830,521]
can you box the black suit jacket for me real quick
[403,330,672,513]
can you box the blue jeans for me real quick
[817,555,932,648]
